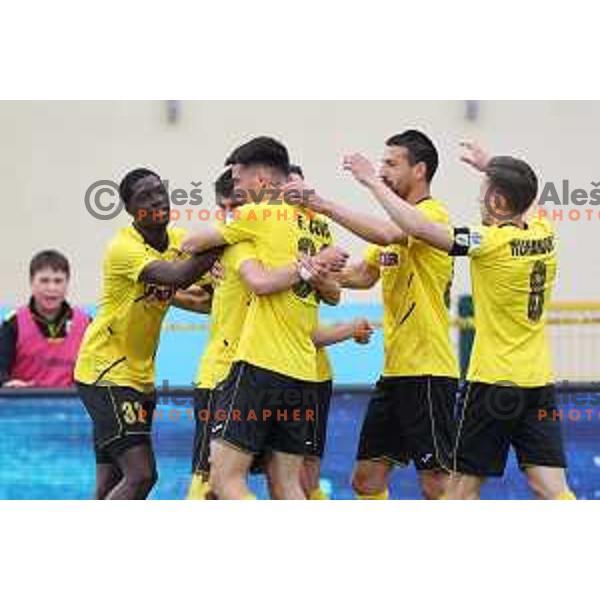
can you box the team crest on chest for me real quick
[380,252,399,267]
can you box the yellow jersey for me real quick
[75,225,187,392]
[195,241,256,390]
[451,217,557,387]
[315,346,333,383]
[216,202,333,382]
[364,198,458,379]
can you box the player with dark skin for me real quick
[81,170,220,500]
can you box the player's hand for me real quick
[315,246,349,272]
[211,260,225,282]
[281,180,326,212]
[3,379,34,388]
[342,153,378,187]
[460,141,490,172]
[298,254,329,283]
[181,234,203,254]
[352,318,374,344]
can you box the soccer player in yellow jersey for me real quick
[182,140,348,499]
[187,167,338,499]
[340,141,575,500]
[187,163,372,500]
[288,165,375,500]
[295,131,459,500]
[75,168,220,500]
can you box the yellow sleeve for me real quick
[363,244,381,269]
[105,235,154,283]
[216,204,265,246]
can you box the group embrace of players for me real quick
[74,131,577,500]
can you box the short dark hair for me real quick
[289,164,304,179]
[225,136,290,175]
[30,250,70,280]
[214,168,234,206]
[485,156,539,215]
[119,168,159,207]
[386,130,439,182]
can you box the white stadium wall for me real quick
[0,100,598,306]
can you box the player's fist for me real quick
[316,246,349,272]
[352,318,374,344]
[298,254,328,283]
[342,153,378,186]
[459,141,490,172]
[281,180,323,211]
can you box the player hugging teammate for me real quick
[78,132,575,500]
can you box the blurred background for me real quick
[1,100,599,499]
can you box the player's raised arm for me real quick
[139,246,222,289]
[282,180,406,246]
[342,153,453,252]
[459,140,491,172]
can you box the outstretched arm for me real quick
[140,247,223,289]
[171,285,213,314]
[338,260,380,290]
[282,180,406,246]
[342,154,453,252]
[181,227,227,254]
[312,318,374,348]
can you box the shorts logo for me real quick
[420,453,433,464]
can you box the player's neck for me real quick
[133,222,169,252]
[405,185,431,206]
[492,215,527,229]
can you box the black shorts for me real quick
[307,380,333,459]
[190,387,215,476]
[210,361,316,456]
[356,375,458,471]
[454,382,567,477]
[77,381,156,465]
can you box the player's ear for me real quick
[414,161,427,182]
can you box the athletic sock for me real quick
[309,487,329,500]
[186,473,210,500]
[356,488,389,500]
[555,489,576,500]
